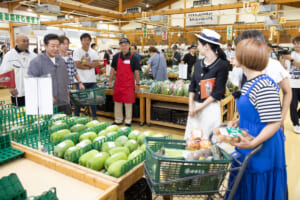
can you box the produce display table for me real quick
[146,93,235,129]
[168,74,179,79]
[8,142,118,200]
[96,89,147,125]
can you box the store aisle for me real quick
[0,88,299,199]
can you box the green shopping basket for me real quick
[70,87,106,106]
[144,137,232,196]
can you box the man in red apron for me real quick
[109,38,141,126]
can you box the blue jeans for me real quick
[74,82,97,117]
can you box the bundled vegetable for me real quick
[214,127,252,143]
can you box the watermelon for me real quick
[184,84,189,97]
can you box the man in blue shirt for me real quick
[171,45,181,65]
[130,44,142,65]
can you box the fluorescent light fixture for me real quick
[27,8,32,12]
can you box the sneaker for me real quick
[294,125,300,134]
[125,123,132,127]
[113,122,122,125]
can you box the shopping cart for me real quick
[143,126,263,200]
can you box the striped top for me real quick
[241,75,282,123]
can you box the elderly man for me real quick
[0,34,36,106]
[28,34,71,115]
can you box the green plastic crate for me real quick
[0,134,24,165]
[70,87,106,106]
[27,187,58,200]
[144,137,232,195]
[0,173,27,200]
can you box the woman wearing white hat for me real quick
[185,29,229,139]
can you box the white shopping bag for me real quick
[179,64,188,79]
[106,64,111,77]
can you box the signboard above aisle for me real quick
[0,12,40,24]
[186,11,218,26]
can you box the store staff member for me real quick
[181,44,198,80]
[0,34,36,106]
[28,34,71,115]
[109,38,140,126]
[185,29,229,139]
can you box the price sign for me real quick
[251,3,260,14]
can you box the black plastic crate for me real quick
[171,110,188,126]
[132,99,140,118]
[125,178,152,200]
[151,107,172,123]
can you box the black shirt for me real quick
[111,51,140,72]
[104,52,110,64]
[183,53,197,73]
[189,58,229,102]
[172,51,181,65]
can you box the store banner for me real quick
[179,64,188,79]
[186,11,218,26]
[227,26,232,41]
[143,24,147,38]
[0,70,15,88]
[0,12,39,24]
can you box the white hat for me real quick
[195,29,221,46]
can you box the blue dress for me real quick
[229,76,287,200]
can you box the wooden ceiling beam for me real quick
[38,0,122,19]
[265,0,300,3]
[113,0,143,11]
[54,24,121,33]
[79,0,95,4]
[151,0,180,11]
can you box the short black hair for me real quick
[44,34,59,45]
[131,44,137,50]
[267,43,273,48]
[1,45,6,50]
[234,30,265,46]
[80,33,92,41]
[91,43,96,48]
[292,36,300,44]
[227,44,232,47]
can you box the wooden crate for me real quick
[11,142,118,200]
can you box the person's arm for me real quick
[188,63,198,117]
[82,60,100,68]
[74,61,90,70]
[0,53,17,96]
[134,70,140,93]
[74,74,85,90]
[283,54,300,68]
[144,64,151,74]
[108,68,115,88]
[281,59,288,70]
[277,78,292,125]
[233,121,281,149]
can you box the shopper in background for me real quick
[268,43,277,60]
[130,44,142,65]
[0,45,8,65]
[181,44,198,80]
[227,38,286,200]
[73,33,100,119]
[91,43,98,52]
[33,48,38,54]
[0,34,36,106]
[58,35,85,91]
[171,45,181,66]
[109,38,140,126]
[186,29,229,139]
[282,36,300,133]
[231,30,291,130]
[224,43,235,62]
[144,47,168,81]
[28,34,71,114]
[103,49,111,67]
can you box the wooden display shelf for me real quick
[11,142,118,200]
[146,93,235,129]
[97,89,146,125]
[168,74,179,79]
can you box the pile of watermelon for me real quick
[150,80,190,97]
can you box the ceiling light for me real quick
[145,3,150,8]
[27,8,32,12]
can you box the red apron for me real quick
[113,54,135,103]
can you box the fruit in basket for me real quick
[119,126,131,133]
[137,131,153,145]
[98,129,109,137]
[174,85,184,96]
[140,144,146,152]
[50,129,71,143]
[190,128,203,139]
[214,127,250,143]
[125,140,138,152]
[105,152,128,170]
[79,132,97,142]
[76,139,92,149]
[54,140,75,158]
[150,82,162,94]
[153,133,165,138]
[107,160,128,178]
[86,152,109,171]
[74,117,90,125]
[109,147,130,156]
[199,139,212,149]
[51,114,66,120]
[62,132,78,140]
[64,146,81,161]
[128,149,143,161]
[186,139,200,150]
[50,121,68,133]
[93,135,106,143]
[70,124,87,133]
[86,120,101,128]
[128,130,141,140]
[105,125,119,132]
[184,84,189,97]
[79,150,99,167]
[161,83,172,95]
[115,135,128,146]
[102,141,118,153]
[106,131,118,137]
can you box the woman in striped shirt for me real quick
[227,39,287,200]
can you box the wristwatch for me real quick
[136,83,140,86]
